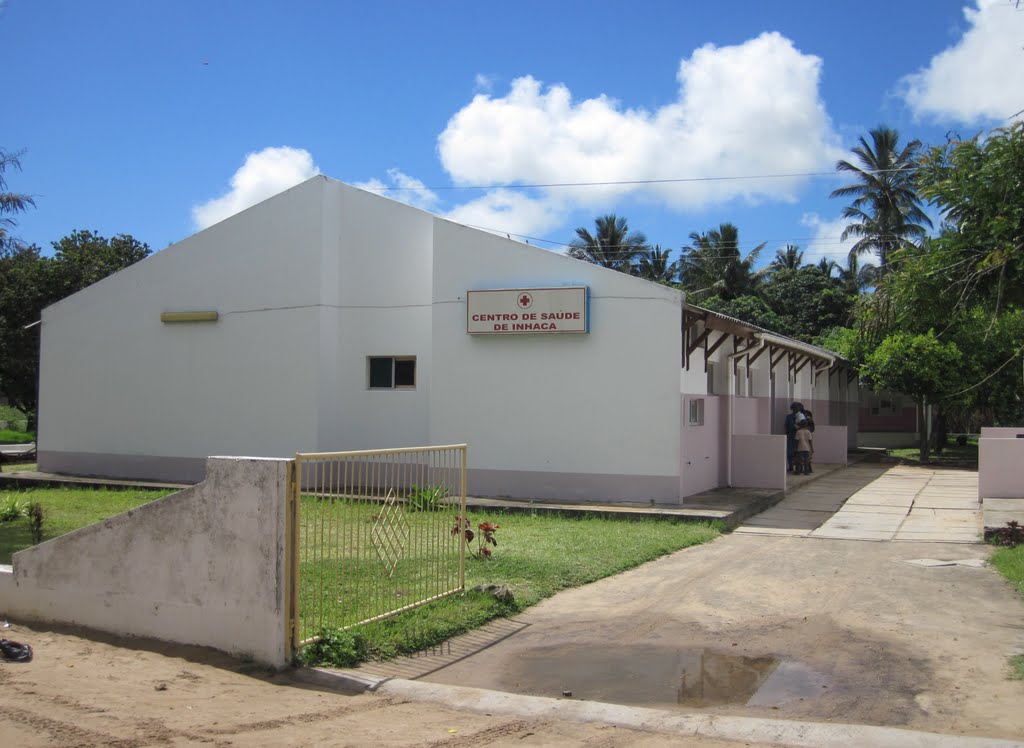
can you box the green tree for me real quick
[568,214,647,272]
[0,231,151,428]
[633,244,680,285]
[830,126,932,273]
[861,330,964,461]
[0,244,48,424]
[914,122,1024,317]
[699,294,787,335]
[680,223,766,301]
[48,230,151,298]
[761,266,854,341]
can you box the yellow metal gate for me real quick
[286,444,467,652]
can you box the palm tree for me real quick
[769,244,804,273]
[830,126,932,273]
[680,223,766,301]
[0,149,34,251]
[633,245,680,284]
[836,252,878,294]
[568,214,647,273]
[816,257,838,278]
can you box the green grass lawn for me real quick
[990,544,1024,679]
[0,487,173,563]
[1,462,36,472]
[0,405,32,444]
[0,430,34,444]
[298,506,721,665]
[991,544,1024,598]
[888,439,978,464]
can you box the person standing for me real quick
[794,418,813,474]
[784,402,803,472]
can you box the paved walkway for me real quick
[736,463,982,542]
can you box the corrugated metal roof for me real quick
[683,302,851,366]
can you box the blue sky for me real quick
[3,0,1023,268]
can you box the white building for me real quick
[38,176,858,503]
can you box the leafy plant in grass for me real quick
[452,515,500,558]
[406,484,447,512]
[0,496,29,522]
[296,628,368,668]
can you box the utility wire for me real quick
[375,166,917,194]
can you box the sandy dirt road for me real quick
[424,532,1024,742]
[0,622,760,747]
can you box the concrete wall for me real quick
[811,425,848,465]
[38,178,327,480]
[316,181,435,452]
[979,434,1024,500]
[681,395,725,498]
[429,219,684,503]
[731,434,786,489]
[732,397,772,435]
[980,427,1024,438]
[0,457,290,666]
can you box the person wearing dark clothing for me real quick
[784,401,804,472]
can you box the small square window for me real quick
[688,398,705,426]
[368,356,416,389]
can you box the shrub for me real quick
[987,520,1024,547]
[297,628,369,668]
[406,484,448,512]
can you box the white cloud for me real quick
[901,0,1024,123]
[192,146,319,229]
[474,73,494,93]
[800,213,872,267]
[444,189,566,238]
[353,168,439,211]
[434,31,844,238]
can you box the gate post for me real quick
[285,459,301,659]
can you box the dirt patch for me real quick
[0,622,753,747]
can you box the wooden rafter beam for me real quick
[687,328,710,356]
[747,344,768,366]
[705,332,729,358]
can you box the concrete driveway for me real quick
[414,464,1023,742]
[737,463,982,542]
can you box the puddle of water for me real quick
[502,644,830,709]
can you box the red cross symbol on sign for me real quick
[517,292,533,309]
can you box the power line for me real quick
[374,167,915,194]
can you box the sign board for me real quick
[467,287,589,335]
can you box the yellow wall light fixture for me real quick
[160,311,219,323]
